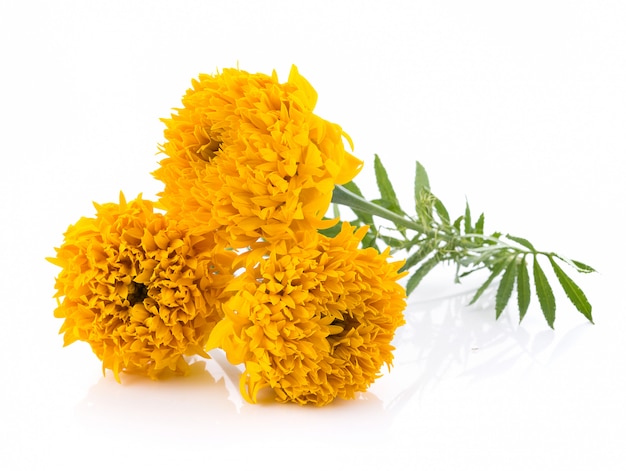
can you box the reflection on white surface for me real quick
[75,341,395,442]
[374,281,587,410]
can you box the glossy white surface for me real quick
[2,1,625,469]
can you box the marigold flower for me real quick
[48,193,235,380]
[153,65,362,249]
[207,223,406,406]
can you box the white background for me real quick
[1,1,625,469]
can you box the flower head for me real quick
[154,65,362,249]
[48,193,235,380]
[207,223,406,406]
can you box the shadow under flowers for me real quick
[75,352,394,448]
[75,358,238,436]
[202,348,395,443]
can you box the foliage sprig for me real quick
[329,155,595,328]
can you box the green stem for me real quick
[331,185,538,261]
[332,186,511,248]
[332,185,429,234]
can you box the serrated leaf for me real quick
[433,197,450,223]
[371,198,396,211]
[414,161,431,198]
[475,213,485,235]
[469,257,509,305]
[495,257,518,319]
[361,230,379,250]
[464,200,472,235]
[458,265,486,278]
[506,234,536,251]
[548,256,594,323]
[516,256,531,322]
[553,254,596,274]
[380,235,405,248]
[569,259,596,274]
[461,249,501,269]
[533,256,556,328]
[374,154,402,214]
[401,244,434,272]
[406,256,440,296]
[486,231,502,245]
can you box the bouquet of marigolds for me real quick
[48,65,594,406]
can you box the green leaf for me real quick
[533,256,556,328]
[341,180,363,197]
[414,161,431,197]
[413,162,435,226]
[469,257,509,305]
[464,200,472,235]
[506,234,536,251]
[553,254,596,274]
[401,243,434,272]
[453,215,463,231]
[318,220,343,238]
[433,197,450,223]
[371,198,398,211]
[516,256,531,322]
[380,235,405,248]
[361,230,379,250]
[569,259,596,274]
[457,265,487,278]
[495,257,518,319]
[374,154,402,214]
[486,231,503,245]
[406,255,440,296]
[548,256,594,323]
[475,213,485,235]
[461,249,501,269]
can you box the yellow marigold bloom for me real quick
[207,223,406,406]
[153,65,363,249]
[48,193,235,381]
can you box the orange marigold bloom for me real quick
[206,223,406,406]
[48,193,235,380]
[153,65,362,249]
